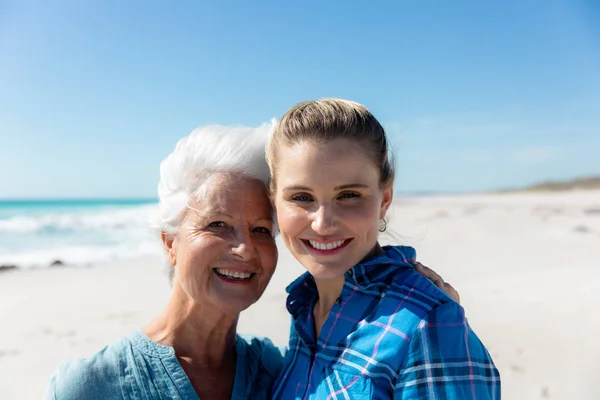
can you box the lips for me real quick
[308,239,346,250]
[302,238,353,255]
[213,268,255,283]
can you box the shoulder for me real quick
[383,246,456,315]
[44,336,131,400]
[416,300,493,360]
[377,246,471,339]
[392,267,455,306]
[237,335,286,377]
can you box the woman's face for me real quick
[163,174,278,314]
[273,138,393,280]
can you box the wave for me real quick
[0,204,157,234]
[0,203,163,268]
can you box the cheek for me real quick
[182,236,224,270]
[258,241,278,270]
[339,201,381,225]
[275,202,307,235]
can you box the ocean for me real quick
[0,199,161,268]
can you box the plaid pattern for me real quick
[271,246,500,399]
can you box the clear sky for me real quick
[1,0,599,198]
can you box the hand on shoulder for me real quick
[412,261,460,303]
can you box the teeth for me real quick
[308,240,346,250]
[215,268,252,279]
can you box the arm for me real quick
[394,302,500,399]
[42,358,117,400]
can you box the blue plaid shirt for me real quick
[271,245,500,399]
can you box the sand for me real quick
[1,190,599,399]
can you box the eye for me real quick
[338,191,361,199]
[253,226,273,236]
[291,193,313,202]
[207,221,230,230]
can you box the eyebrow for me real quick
[208,204,238,218]
[334,183,370,191]
[254,217,274,224]
[190,207,234,220]
[282,183,369,191]
[195,209,273,224]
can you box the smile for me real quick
[214,268,255,281]
[302,238,353,254]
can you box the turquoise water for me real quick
[0,199,160,268]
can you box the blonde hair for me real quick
[266,98,395,192]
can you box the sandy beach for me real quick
[1,190,599,399]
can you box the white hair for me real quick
[151,123,274,236]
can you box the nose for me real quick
[230,231,257,261]
[311,204,336,235]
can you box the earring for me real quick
[379,218,387,233]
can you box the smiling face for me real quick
[162,173,278,314]
[273,138,393,279]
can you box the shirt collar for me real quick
[285,245,416,317]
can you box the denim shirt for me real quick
[44,329,285,400]
[271,246,501,399]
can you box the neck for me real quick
[313,242,385,330]
[143,283,238,365]
[361,242,384,263]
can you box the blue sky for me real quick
[1,1,599,198]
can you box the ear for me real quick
[161,231,177,266]
[379,184,394,220]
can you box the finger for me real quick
[442,282,460,303]
[413,262,443,283]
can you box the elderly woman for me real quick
[44,124,457,400]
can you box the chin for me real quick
[208,291,261,315]
[305,262,348,281]
[216,299,257,315]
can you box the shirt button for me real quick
[335,297,342,305]
[347,269,353,277]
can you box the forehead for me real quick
[275,139,380,187]
[190,174,272,217]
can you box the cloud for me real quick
[510,146,560,163]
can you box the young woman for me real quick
[267,99,500,399]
